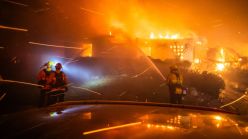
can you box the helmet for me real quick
[55,63,62,70]
[47,61,53,68]
[41,61,52,71]
[170,65,178,71]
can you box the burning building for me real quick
[205,47,242,72]
[78,31,205,65]
[138,33,197,62]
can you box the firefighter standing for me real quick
[167,65,184,104]
[37,61,55,107]
[51,63,68,102]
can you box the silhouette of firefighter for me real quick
[167,65,184,104]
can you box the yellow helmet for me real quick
[41,61,53,71]
[46,61,53,68]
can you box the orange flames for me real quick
[150,32,181,40]
[150,32,182,40]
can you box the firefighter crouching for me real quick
[49,63,68,103]
[167,65,184,104]
[37,61,55,107]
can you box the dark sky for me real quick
[1,0,248,54]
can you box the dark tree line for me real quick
[183,71,225,99]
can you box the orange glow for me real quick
[169,44,185,60]
[245,127,248,132]
[83,122,142,135]
[82,112,92,120]
[194,58,200,64]
[167,126,175,130]
[91,0,195,41]
[193,126,198,129]
[150,32,155,39]
[196,41,202,45]
[149,32,181,40]
[159,33,163,38]
[177,120,180,124]
[220,48,224,57]
[145,124,176,130]
[214,115,222,121]
[80,7,104,15]
[171,34,179,39]
[216,63,225,71]
[141,47,152,57]
[110,19,125,30]
[80,43,93,57]
[215,48,226,71]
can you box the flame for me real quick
[220,48,224,56]
[167,126,175,130]
[214,115,222,121]
[216,63,225,71]
[150,32,155,39]
[218,48,225,62]
[146,124,176,130]
[147,124,151,128]
[215,48,226,71]
[245,126,248,132]
[171,34,179,39]
[149,32,181,40]
[194,58,200,64]
[80,43,93,57]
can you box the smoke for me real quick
[95,0,193,38]
[46,0,193,38]
[44,0,248,56]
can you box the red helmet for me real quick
[55,63,62,70]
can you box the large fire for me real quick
[150,32,181,40]
[215,48,226,72]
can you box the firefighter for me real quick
[50,63,68,102]
[167,65,184,104]
[37,61,55,107]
